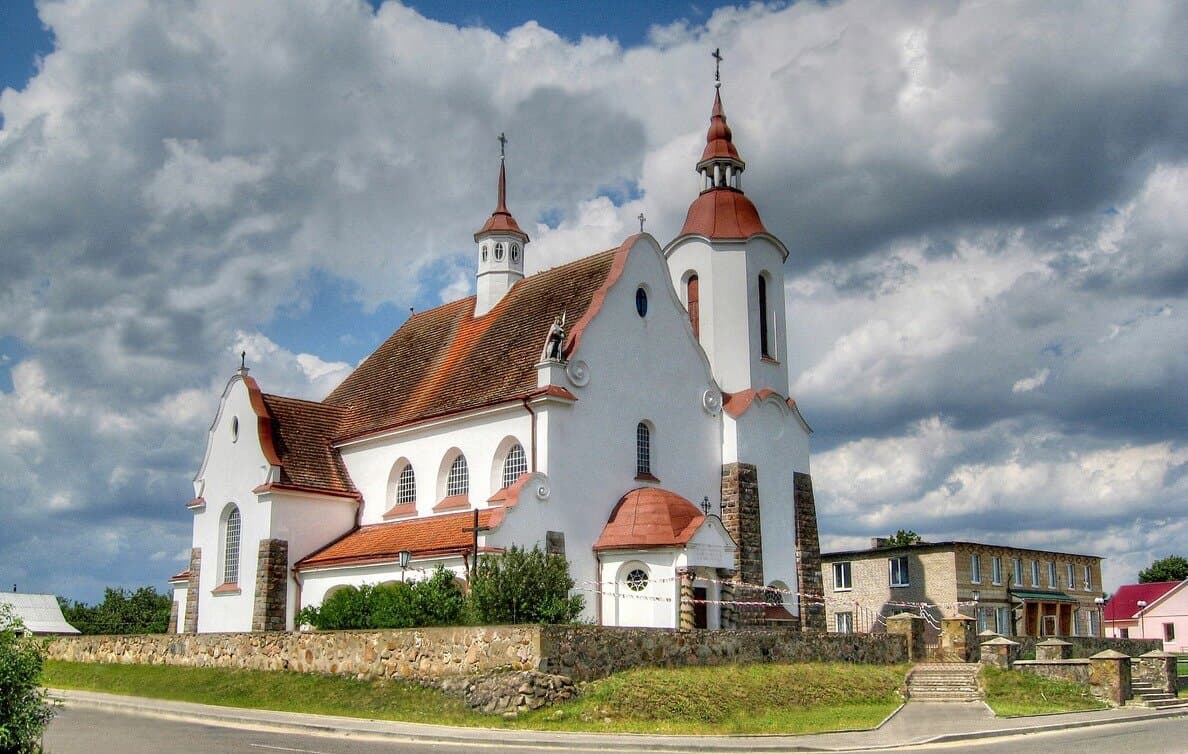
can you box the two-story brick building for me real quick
[821,540,1105,640]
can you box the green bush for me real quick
[0,605,55,753]
[58,586,171,635]
[300,567,465,630]
[469,546,584,624]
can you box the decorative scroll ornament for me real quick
[534,478,552,501]
[702,388,722,415]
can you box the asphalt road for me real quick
[43,706,1188,754]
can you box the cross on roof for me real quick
[462,508,493,581]
[498,132,507,158]
[712,48,723,86]
[638,213,646,233]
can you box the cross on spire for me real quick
[712,47,723,88]
[638,213,646,233]
[498,132,507,159]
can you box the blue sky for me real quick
[2,1,1186,604]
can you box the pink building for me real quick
[1103,580,1188,652]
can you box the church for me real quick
[170,79,825,634]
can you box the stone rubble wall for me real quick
[1011,659,1092,685]
[536,625,908,682]
[440,671,576,717]
[1008,636,1161,660]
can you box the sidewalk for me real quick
[51,688,1188,752]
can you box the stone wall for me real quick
[252,539,288,632]
[1012,659,1091,685]
[1010,636,1161,660]
[47,625,908,685]
[183,548,201,633]
[535,625,908,682]
[720,463,764,626]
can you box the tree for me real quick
[887,530,922,547]
[1138,555,1188,584]
[0,604,55,753]
[468,546,584,624]
[59,586,172,635]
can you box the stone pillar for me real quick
[793,472,825,633]
[887,612,926,662]
[940,615,977,662]
[253,539,289,631]
[167,599,179,634]
[1036,638,1072,661]
[979,636,1019,669]
[183,548,201,634]
[1089,650,1132,706]
[1134,650,1177,694]
[720,463,764,626]
[717,569,737,629]
[678,568,696,630]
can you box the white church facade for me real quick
[171,85,825,634]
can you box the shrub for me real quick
[468,546,584,624]
[58,586,172,635]
[300,567,465,630]
[0,604,55,753]
[301,585,373,630]
[412,567,465,626]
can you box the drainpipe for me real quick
[291,566,303,630]
[522,397,538,472]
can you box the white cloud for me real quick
[1011,368,1050,394]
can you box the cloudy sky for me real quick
[2,0,1186,604]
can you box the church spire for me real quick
[474,133,528,317]
[697,87,745,191]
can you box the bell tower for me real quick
[474,132,529,317]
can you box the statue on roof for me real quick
[542,312,567,363]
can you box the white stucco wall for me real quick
[598,551,680,628]
[299,555,468,614]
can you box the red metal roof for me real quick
[296,509,503,570]
[474,159,528,240]
[699,89,741,164]
[1103,581,1181,622]
[678,188,769,240]
[594,488,706,551]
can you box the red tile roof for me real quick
[679,188,769,240]
[594,488,706,551]
[296,509,503,569]
[722,388,797,418]
[259,394,356,496]
[325,246,621,439]
[1103,581,1181,622]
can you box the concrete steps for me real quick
[1129,681,1188,709]
[907,663,983,702]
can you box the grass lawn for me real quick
[44,660,907,735]
[980,666,1107,717]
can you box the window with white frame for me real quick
[1048,561,1057,588]
[889,556,909,587]
[970,554,982,584]
[835,612,854,634]
[1031,560,1040,586]
[996,606,1011,635]
[223,507,241,585]
[446,454,469,496]
[501,443,528,488]
[1013,558,1023,586]
[1066,563,1075,592]
[832,562,852,591]
[1164,623,1176,642]
[394,464,415,505]
[1083,565,1093,591]
[978,607,991,632]
[635,422,652,476]
[1089,611,1100,636]
[991,556,1003,585]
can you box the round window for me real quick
[635,287,648,317]
[495,242,505,261]
[625,568,648,592]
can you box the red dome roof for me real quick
[594,488,706,551]
[678,188,769,239]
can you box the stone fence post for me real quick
[1133,650,1177,694]
[979,636,1019,669]
[1035,638,1072,661]
[940,615,976,662]
[886,613,926,662]
[1089,649,1132,706]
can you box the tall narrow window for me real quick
[395,464,416,505]
[1067,563,1075,591]
[992,556,1003,585]
[446,454,469,496]
[758,275,770,357]
[1083,565,1093,591]
[635,422,652,477]
[502,443,528,488]
[686,274,700,340]
[1013,558,1023,586]
[223,507,241,585]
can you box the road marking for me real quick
[249,745,334,754]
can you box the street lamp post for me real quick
[398,550,411,582]
[1094,596,1105,637]
[1137,599,1148,639]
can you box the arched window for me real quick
[686,274,700,340]
[446,454,469,496]
[394,464,416,505]
[502,443,528,488]
[758,274,771,358]
[494,242,505,261]
[511,243,520,262]
[223,507,241,585]
[481,244,489,262]
[635,422,651,477]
